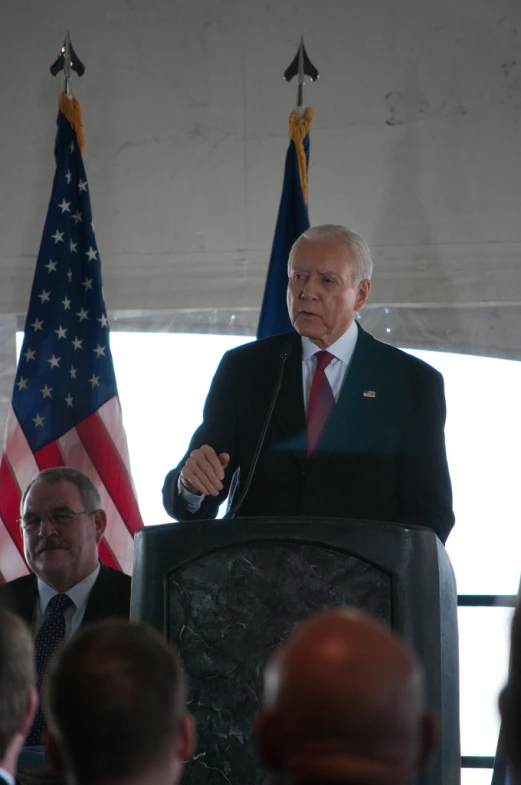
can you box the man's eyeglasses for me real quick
[18,509,95,530]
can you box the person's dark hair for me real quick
[44,620,187,784]
[0,607,35,759]
[22,468,101,513]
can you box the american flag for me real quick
[0,104,143,581]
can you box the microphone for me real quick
[228,342,292,518]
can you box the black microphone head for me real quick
[279,342,292,360]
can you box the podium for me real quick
[131,517,459,785]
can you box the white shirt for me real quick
[33,564,101,638]
[0,769,15,785]
[301,319,358,410]
[180,321,359,512]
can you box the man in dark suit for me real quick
[0,467,131,745]
[163,224,454,543]
[253,607,437,785]
[0,607,37,783]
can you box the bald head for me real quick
[254,608,437,785]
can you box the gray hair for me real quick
[291,224,373,283]
[22,467,102,513]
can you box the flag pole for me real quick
[283,38,318,206]
[256,39,319,339]
[50,32,86,153]
[63,32,73,97]
[283,36,319,114]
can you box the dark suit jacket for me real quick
[0,563,131,627]
[163,327,454,543]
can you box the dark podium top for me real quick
[131,517,459,785]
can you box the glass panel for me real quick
[458,606,513,756]
[110,332,254,525]
[461,769,493,785]
[405,349,521,595]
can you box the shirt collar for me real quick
[37,563,101,616]
[0,769,15,785]
[301,319,359,365]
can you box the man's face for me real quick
[287,236,371,349]
[21,480,106,591]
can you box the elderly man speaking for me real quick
[163,224,454,543]
[0,467,131,745]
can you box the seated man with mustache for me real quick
[0,467,131,746]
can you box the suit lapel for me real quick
[255,327,384,470]
[313,326,383,456]
[15,575,38,625]
[81,563,106,625]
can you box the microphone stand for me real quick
[228,343,292,518]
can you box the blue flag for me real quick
[257,114,312,339]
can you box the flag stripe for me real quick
[34,441,66,470]
[0,457,28,579]
[58,423,134,574]
[0,522,27,581]
[98,539,121,572]
[5,409,40,491]
[97,397,132,475]
[76,412,143,535]
[0,455,24,554]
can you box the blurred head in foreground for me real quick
[45,619,195,785]
[0,607,37,775]
[254,607,438,785]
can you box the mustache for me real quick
[35,537,70,555]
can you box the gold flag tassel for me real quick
[58,93,85,155]
[288,107,314,205]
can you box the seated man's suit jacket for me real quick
[163,326,455,543]
[0,563,131,626]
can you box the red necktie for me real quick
[307,350,335,458]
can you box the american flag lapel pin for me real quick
[363,390,376,398]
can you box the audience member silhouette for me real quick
[0,607,37,783]
[254,607,438,785]
[43,619,195,785]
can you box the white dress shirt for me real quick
[180,321,359,512]
[301,319,358,410]
[33,564,100,638]
[0,769,15,785]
